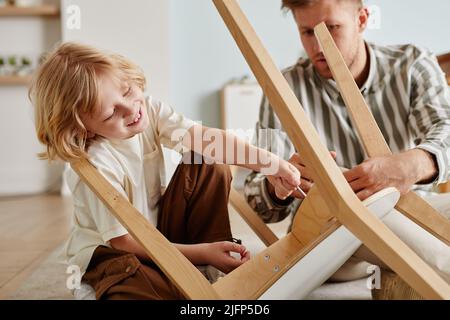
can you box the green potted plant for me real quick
[7,55,17,75]
[17,56,32,76]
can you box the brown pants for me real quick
[82,153,233,300]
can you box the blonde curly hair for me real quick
[30,42,146,162]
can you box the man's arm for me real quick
[344,52,450,200]
[409,53,450,184]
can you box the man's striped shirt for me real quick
[244,42,450,223]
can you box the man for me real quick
[244,0,450,291]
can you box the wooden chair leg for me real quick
[315,22,450,246]
[228,166,279,247]
[439,182,450,193]
[372,270,423,300]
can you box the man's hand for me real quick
[266,151,336,201]
[344,149,438,201]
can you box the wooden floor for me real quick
[0,193,72,299]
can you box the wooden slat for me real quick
[221,181,394,299]
[213,227,338,299]
[314,22,450,246]
[212,0,450,299]
[0,5,59,17]
[437,53,450,66]
[229,187,278,246]
[291,186,399,249]
[218,183,367,299]
[217,177,338,299]
[70,159,219,300]
[0,75,32,86]
[291,185,338,246]
[440,183,450,193]
[437,56,450,193]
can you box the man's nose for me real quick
[312,38,323,55]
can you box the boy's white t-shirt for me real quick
[63,96,196,275]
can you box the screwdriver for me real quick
[296,186,307,198]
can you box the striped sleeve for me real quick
[409,53,450,184]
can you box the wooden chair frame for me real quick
[437,53,450,85]
[314,23,450,244]
[70,0,450,300]
[437,53,450,193]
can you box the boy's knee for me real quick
[213,163,232,183]
[202,162,232,185]
[181,151,232,184]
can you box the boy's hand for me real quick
[266,158,301,201]
[204,241,250,274]
[266,151,336,200]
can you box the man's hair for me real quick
[281,0,363,11]
[30,42,146,162]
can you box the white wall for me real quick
[169,0,301,127]
[0,0,62,195]
[62,0,170,102]
[365,0,450,54]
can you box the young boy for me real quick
[30,42,301,299]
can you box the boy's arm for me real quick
[110,233,209,265]
[244,96,300,223]
[109,234,250,273]
[183,124,295,179]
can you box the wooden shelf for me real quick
[0,75,32,85]
[0,5,59,17]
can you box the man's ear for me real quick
[358,7,370,33]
